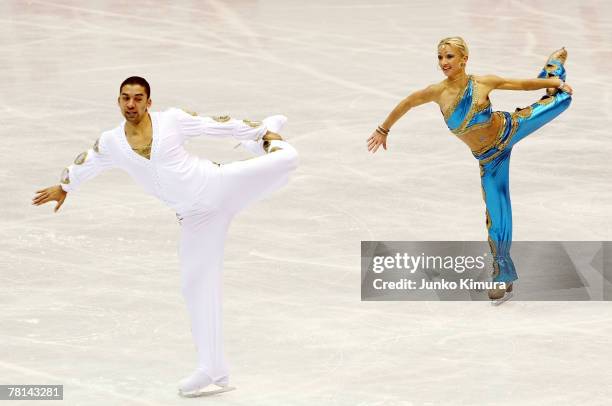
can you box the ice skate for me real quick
[489,282,513,306]
[239,139,267,155]
[178,369,235,398]
[238,114,287,155]
[262,114,287,134]
[539,47,568,96]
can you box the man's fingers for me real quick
[33,197,49,205]
[35,188,47,194]
[32,194,48,205]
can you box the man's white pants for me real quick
[177,141,298,382]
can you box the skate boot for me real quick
[239,115,287,155]
[178,369,235,397]
[538,47,567,96]
[489,282,514,306]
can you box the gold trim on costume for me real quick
[488,237,499,278]
[451,76,488,136]
[242,119,262,128]
[514,106,533,119]
[213,115,231,123]
[544,62,560,74]
[479,114,519,165]
[442,75,472,120]
[60,168,70,184]
[182,109,198,116]
[74,151,88,165]
[537,95,554,106]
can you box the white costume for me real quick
[60,108,298,394]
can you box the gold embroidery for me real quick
[242,119,262,128]
[213,115,231,123]
[182,109,198,116]
[479,114,519,165]
[453,76,481,135]
[513,106,533,119]
[537,95,554,106]
[479,165,484,178]
[442,75,471,120]
[488,237,497,256]
[544,62,559,74]
[492,112,508,149]
[93,138,100,153]
[74,151,88,165]
[60,168,70,184]
[491,261,500,278]
[488,237,499,278]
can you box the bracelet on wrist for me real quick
[557,79,565,89]
[376,125,390,136]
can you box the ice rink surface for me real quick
[1,0,612,404]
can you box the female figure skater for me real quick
[32,76,299,396]
[367,37,572,303]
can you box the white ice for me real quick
[1,0,612,405]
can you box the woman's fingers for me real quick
[367,132,388,153]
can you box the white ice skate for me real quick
[490,291,514,306]
[237,115,287,155]
[489,282,514,306]
[178,370,235,398]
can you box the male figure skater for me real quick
[32,76,298,396]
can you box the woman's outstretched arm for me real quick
[480,75,573,94]
[367,85,438,153]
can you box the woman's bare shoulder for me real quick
[423,81,445,102]
[473,74,502,86]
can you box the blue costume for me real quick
[443,51,571,283]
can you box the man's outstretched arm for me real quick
[32,134,115,212]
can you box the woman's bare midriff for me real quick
[455,112,503,154]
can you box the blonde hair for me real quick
[437,37,469,57]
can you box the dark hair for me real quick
[119,76,151,99]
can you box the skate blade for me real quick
[178,385,236,398]
[490,292,514,306]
